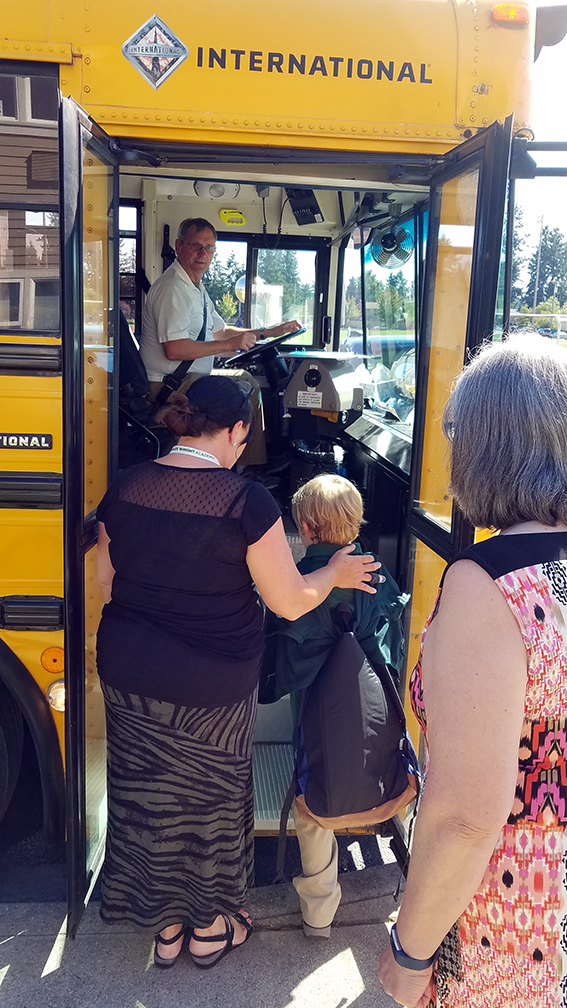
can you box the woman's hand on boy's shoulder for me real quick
[328,546,385,593]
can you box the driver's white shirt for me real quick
[140,260,225,382]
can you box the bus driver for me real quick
[140,216,300,467]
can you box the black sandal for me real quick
[189,911,253,970]
[154,924,188,968]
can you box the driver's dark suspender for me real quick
[154,294,208,407]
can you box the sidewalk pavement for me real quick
[0,862,403,1008]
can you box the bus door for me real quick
[404,117,513,743]
[59,96,118,937]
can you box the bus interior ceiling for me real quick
[119,157,431,289]
[119,154,429,584]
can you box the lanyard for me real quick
[169,445,221,466]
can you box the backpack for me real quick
[274,606,420,878]
[295,626,419,829]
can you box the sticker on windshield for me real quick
[122,16,188,89]
[297,391,323,408]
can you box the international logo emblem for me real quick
[122,15,188,89]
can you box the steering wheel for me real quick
[224,328,305,367]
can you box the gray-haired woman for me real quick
[378,335,567,1007]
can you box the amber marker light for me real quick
[41,647,65,674]
[492,4,530,23]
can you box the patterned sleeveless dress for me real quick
[409,533,567,1008]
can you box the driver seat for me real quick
[117,311,162,466]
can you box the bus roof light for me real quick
[492,5,530,24]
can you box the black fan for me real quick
[370,226,414,269]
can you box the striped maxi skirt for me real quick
[99,683,257,932]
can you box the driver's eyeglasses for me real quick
[185,241,216,254]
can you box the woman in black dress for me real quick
[96,375,379,969]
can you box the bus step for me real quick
[253,741,295,833]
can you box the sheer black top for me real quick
[96,461,281,706]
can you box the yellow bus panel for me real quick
[0,511,63,593]
[2,0,534,151]
[0,377,62,474]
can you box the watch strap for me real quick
[390,923,439,971]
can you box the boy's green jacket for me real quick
[259,543,410,703]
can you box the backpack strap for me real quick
[333,602,407,724]
[274,769,297,884]
[274,687,308,884]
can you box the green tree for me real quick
[387,271,409,298]
[217,292,237,321]
[119,237,136,272]
[378,284,403,329]
[257,249,313,316]
[524,226,567,308]
[357,270,415,331]
[516,298,567,331]
[510,205,527,309]
[345,296,360,324]
[259,249,299,286]
[346,275,361,306]
[204,252,245,307]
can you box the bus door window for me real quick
[415,168,479,534]
[59,99,119,931]
[81,139,116,881]
[339,236,363,350]
[83,146,115,516]
[339,216,421,439]
[362,221,417,428]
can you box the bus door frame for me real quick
[408,116,513,563]
[59,96,119,937]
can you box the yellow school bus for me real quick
[1,0,566,932]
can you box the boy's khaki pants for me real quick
[292,801,342,929]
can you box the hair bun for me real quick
[188,409,208,435]
[158,396,209,438]
[157,374,255,443]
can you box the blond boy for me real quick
[262,474,409,937]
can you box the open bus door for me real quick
[403,117,513,739]
[59,96,118,937]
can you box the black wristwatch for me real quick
[390,923,439,971]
